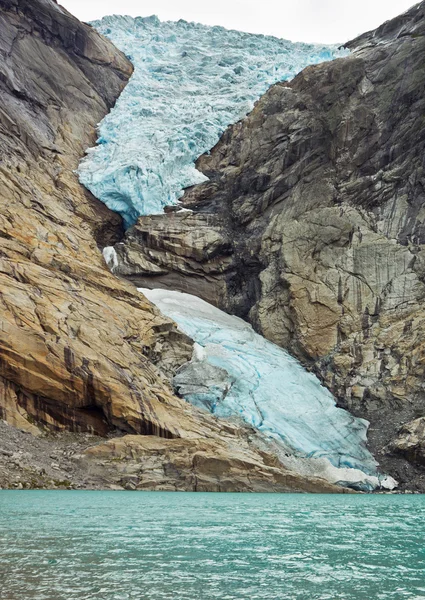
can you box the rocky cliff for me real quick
[110,2,425,488]
[0,0,346,492]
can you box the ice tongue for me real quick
[79,15,348,226]
[139,287,381,489]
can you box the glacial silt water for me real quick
[0,491,424,600]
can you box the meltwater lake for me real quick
[0,492,424,600]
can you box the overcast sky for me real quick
[60,0,416,43]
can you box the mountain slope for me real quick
[111,2,425,488]
[0,0,190,436]
[0,0,344,492]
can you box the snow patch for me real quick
[103,246,119,273]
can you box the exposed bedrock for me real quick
[0,0,350,492]
[0,0,194,436]
[391,418,425,467]
[109,2,425,487]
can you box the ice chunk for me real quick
[79,15,348,226]
[102,246,119,272]
[139,288,379,480]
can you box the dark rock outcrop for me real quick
[391,417,425,466]
[111,2,425,488]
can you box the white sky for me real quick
[59,0,417,43]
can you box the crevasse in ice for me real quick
[139,288,382,486]
[79,15,348,226]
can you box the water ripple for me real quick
[0,492,424,599]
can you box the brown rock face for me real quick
[0,0,202,437]
[0,0,196,437]
[111,2,425,486]
[81,434,346,493]
[115,211,233,306]
[0,0,346,493]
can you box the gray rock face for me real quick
[391,418,425,466]
[111,2,425,487]
[174,360,232,413]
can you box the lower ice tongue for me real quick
[138,288,397,491]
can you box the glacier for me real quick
[139,289,395,490]
[80,16,393,490]
[79,15,348,226]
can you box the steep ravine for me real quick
[1,0,422,492]
[103,2,425,490]
[0,0,356,492]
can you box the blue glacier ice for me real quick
[139,289,397,490]
[79,15,348,226]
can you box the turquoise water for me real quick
[0,492,424,599]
